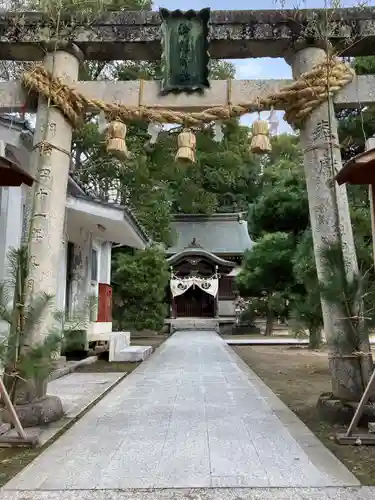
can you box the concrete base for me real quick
[317,392,375,426]
[87,321,113,342]
[231,323,261,335]
[109,332,131,362]
[1,395,64,428]
[111,345,152,363]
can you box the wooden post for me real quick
[0,378,27,440]
[346,368,375,437]
[171,294,176,319]
[369,184,375,265]
[366,138,375,266]
[336,368,375,444]
[215,265,219,318]
[0,378,40,447]
[170,266,176,319]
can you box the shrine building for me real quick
[166,213,253,326]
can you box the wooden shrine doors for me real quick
[175,285,215,318]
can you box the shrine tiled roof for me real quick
[167,213,254,256]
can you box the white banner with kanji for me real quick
[170,278,194,297]
[195,277,219,297]
[170,276,219,298]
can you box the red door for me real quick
[98,284,112,322]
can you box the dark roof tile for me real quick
[167,213,254,255]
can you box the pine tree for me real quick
[0,246,62,403]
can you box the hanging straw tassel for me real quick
[250,119,272,154]
[106,119,128,160]
[175,128,196,163]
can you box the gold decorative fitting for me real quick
[106,119,128,160]
[175,129,196,163]
[250,119,272,154]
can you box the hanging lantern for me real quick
[175,128,196,163]
[106,119,128,160]
[250,118,272,155]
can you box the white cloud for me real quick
[233,58,293,81]
[234,60,264,80]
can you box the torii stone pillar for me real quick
[15,45,83,427]
[287,46,373,401]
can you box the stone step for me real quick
[171,318,219,332]
[110,345,153,363]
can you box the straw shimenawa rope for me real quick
[21,57,355,129]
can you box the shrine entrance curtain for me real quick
[170,276,219,298]
[195,278,218,297]
[170,278,194,297]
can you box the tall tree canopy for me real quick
[237,135,311,336]
[248,135,308,237]
[112,246,169,331]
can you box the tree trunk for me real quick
[327,317,368,402]
[329,355,364,402]
[308,327,321,350]
[265,309,273,336]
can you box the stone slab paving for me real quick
[2,331,359,491]
[225,337,375,345]
[2,488,375,500]
[48,372,125,418]
[2,372,125,446]
[226,338,309,345]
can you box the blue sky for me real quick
[154,0,374,133]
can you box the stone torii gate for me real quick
[1,7,375,422]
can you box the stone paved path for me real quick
[2,488,375,500]
[2,331,359,490]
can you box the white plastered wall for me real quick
[0,186,24,347]
[56,222,113,342]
